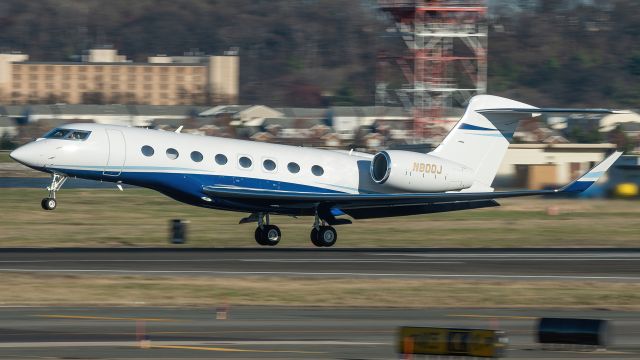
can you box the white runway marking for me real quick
[0,268,638,281]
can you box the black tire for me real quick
[310,227,322,247]
[317,226,337,247]
[255,225,281,246]
[41,198,56,211]
[255,227,267,246]
[310,226,337,247]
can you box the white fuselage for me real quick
[10,123,473,212]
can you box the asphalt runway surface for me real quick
[0,249,639,359]
[0,248,638,281]
[0,306,638,359]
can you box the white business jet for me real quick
[10,95,622,247]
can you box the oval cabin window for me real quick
[215,154,228,165]
[141,145,154,157]
[190,151,203,162]
[166,148,179,160]
[287,162,300,174]
[239,156,252,169]
[311,165,324,176]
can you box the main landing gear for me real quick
[246,211,338,247]
[254,213,281,246]
[310,212,337,248]
[41,173,67,211]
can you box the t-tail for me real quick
[431,95,626,192]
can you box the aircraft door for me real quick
[104,129,126,176]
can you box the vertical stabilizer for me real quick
[431,95,537,190]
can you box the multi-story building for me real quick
[0,48,238,106]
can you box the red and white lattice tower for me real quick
[377,0,488,140]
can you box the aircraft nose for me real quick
[9,144,44,168]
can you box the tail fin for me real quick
[432,95,624,191]
[431,95,537,190]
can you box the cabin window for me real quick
[215,154,228,165]
[263,159,276,171]
[190,151,203,162]
[141,145,154,157]
[311,165,324,176]
[287,162,300,174]
[166,148,179,160]
[238,156,252,169]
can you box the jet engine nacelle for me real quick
[370,150,474,192]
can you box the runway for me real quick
[0,306,638,359]
[0,248,638,281]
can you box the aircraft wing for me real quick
[202,151,622,210]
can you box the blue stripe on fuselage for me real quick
[51,168,346,199]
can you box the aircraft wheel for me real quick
[262,225,281,246]
[41,198,56,211]
[255,225,280,246]
[311,226,337,247]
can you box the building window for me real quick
[111,75,119,81]
[166,148,179,160]
[190,151,203,162]
[29,74,37,81]
[287,162,300,174]
[263,159,276,171]
[145,67,152,73]
[141,145,154,157]
[311,165,324,176]
[95,66,103,72]
[12,74,21,81]
[215,154,228,165]
[238,156,252,169]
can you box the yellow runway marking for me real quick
[150,344,325,354]
[448,314,537,320]
[33,314,181,322]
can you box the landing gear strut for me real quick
[310,211,337,247]
[41,173,67,211]
[254,213,281,246]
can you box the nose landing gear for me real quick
[41,173,67,211]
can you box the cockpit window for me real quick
[69,130,91,140]
[43,128,91,141]
[44,128,71,139]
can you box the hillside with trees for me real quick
[0,0,639,108]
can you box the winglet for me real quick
[559,151,623,193]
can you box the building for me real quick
[0,48,238,106]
